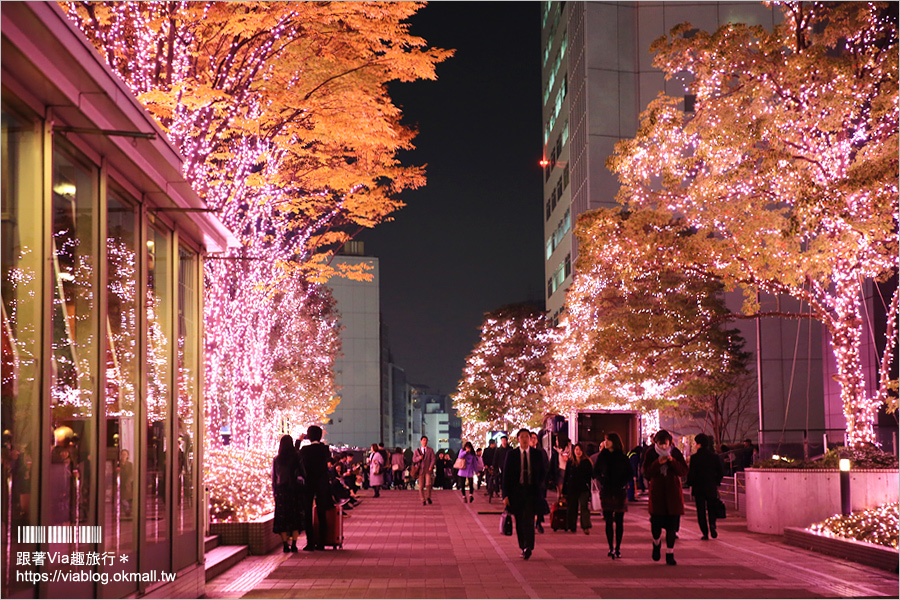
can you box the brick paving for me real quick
[205,486,899,599]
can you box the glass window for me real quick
[174,245,198,568]
[104,190,138,588]
[1,106,43,598]
[49,146,98,533]
[145,225,171,570]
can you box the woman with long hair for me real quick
[455,441,477,503]
[272,434,304,552]
[562,442,593,534]
[594,432,633,558]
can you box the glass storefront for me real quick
[1,103,43,600]
[0,105,206,598]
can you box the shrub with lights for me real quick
[808,503,899,549]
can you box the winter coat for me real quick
[563,457,593,495]
[686,446,724,499]
[643,445,688,516]
[594,448,634,496]
[369,451,385,486]
[456,449,477,478]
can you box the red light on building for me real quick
[539,159,549,167]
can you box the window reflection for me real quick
[1,107,42,598]
[104,192,137,586]
[146,226,169,555]
[49,148,97,532]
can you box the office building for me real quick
[325,243,382,449]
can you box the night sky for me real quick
[358,2,545,394]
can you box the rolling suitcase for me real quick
[312,503,344,549]
[550,498,567,531]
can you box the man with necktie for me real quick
[502,428,546,560]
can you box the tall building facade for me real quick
[325,243,382,449]
[540,1,896,453]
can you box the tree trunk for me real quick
[831,280,879,447]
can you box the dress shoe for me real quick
[469,496,474,503]
[535,522,544,534]
[584,528,590,535]
[427,498,432,505]
[701,534,709,540]
[523,548,532,560]
[711,529,718,539]
[651,542,661,561]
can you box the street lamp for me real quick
[839,458,851,516]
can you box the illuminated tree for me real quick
[63,1,451,519]
[544,209,747,418]
[453,304,553,439]
[605,1,898,446]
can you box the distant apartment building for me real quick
[540,1,896,452]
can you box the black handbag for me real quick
[500,510,513,536]
[714,496,727,520]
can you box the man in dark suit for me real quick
[298,425,333,551]
[502,428,546,560]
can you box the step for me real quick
[205,534,219,553]
[204,544,249,582]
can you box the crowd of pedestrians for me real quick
[272,425,726,564]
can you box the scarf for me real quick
[655,443,672,476]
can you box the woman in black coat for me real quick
[563,442,594,534]
[686,433,724,540]
[594,432,633,559]
[272,435,305,552]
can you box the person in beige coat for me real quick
[412,436,436,506]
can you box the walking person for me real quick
[297,426,333,551]
[272,435,304,553]
[502,428,546,560]
[563,442,593,534]
[686,433,724,540]
[412,436,436,506]
[643,429,688,565]
[391,447,406,490]
[455,441,477,503]
[595,432,633,558]
[368,443,385,497]
[492,435,511,495]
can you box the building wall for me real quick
[325,254,382,449]
[1,3,234,597]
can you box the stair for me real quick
[204,534,250,582]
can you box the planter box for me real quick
[784,527,899,573]
[745,469,898,534]
[209,513,281,555]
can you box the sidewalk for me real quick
[205,486,899,599]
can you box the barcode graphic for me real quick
[17,526,101,544]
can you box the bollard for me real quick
[839,458,851,516]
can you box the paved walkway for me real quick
[205,486,899,599]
